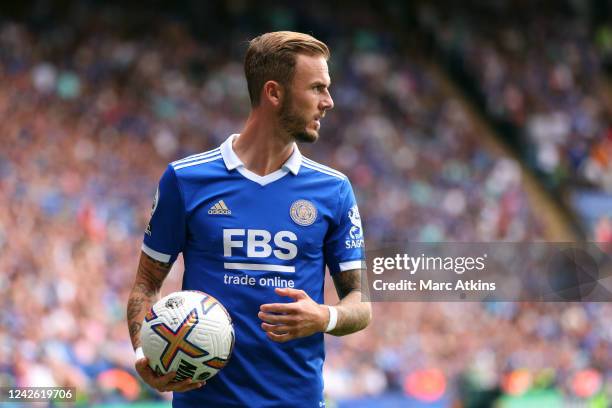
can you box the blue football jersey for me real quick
[142,134,365,408]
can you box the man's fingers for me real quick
[156,370,178,385]
[146,371,178,390]
[266,331,293,343]
[168,379,205,392]
[134,358,203,393]
[174,382,204,392]
[159,377,190,392]
[135,358,163,381]
[258,311,295,324]
[274,287,307,300]
[259,303,295,313]
[261,322,291,334]
[135,357,151,372]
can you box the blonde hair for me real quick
[244,31,330,107]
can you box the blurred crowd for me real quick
[0,1,610,406]
[421,1,612,193]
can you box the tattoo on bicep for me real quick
[143,253,173,269]
[332,269,362,299]
[137,253,172,290]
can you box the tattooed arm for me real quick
[328,269,371,336]
[127,251,172,349]
[127,251,204,392]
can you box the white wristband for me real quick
[135,347,145,361]
[325,306,338,333]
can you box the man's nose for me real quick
[321,90,334,111]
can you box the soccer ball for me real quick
[140,290,234,382]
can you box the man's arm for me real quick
[127,251,172,349]
[258,269,371,342]
[127,251,203,392]
[328,268,371,336]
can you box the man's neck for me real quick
[233,113,294,177]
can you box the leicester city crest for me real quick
[290,200,317,226]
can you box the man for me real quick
[127,31,371,407]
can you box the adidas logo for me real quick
[208,200,231,215]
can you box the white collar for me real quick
[220,134,302,176]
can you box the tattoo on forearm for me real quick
[127,297,145,321]
[126,252,172,348]
[330,269,371,336]
[134,282,156,298]
[129,322,142,341]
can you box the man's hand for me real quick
[259,287,329,343]
[135,357,205,393]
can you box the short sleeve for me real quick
[324,178,366,275]
[142,165,186,264]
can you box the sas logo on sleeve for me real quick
[346,204,364,249]
[151,187,159,215]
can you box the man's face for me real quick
[278,54,334,143]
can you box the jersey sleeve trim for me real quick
[172,154,222,170]
[142,243,172,263]
[302,157,347,179]
[339,260,365,271]
[171,147,220,167]
[302,162,345,180]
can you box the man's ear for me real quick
[262,80,284,108]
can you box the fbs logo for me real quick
[208,200,231,215]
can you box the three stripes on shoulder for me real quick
[172,148,222,170]
[301,157,346,180]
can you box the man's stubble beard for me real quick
[278,91,318,144]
